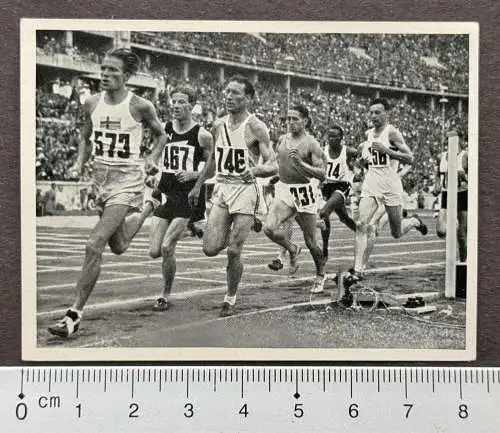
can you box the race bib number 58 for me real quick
[370,147,388,166]
[216,147,247,175]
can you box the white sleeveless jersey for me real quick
[362,124,400,174]
[439,149,467,191]
[215,114,259,184]
[90,91,143,166]
[324,145,353,183]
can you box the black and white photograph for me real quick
[21,20,478,361]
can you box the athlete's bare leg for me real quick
[203,204,232,257]
[277,218,293,262]
[160,219,190,297]
[353,197,379,275]
[263,199,297,256]
[295,212,324,277]
[385,205,421,239]
[320,215,331,259]
[334,205,357,232]
[149,216,170,259]
[73,204,133,311]
[320,191,356,231]
[436,209,447,239]
[108,201,154,254]
[225,214,254,298]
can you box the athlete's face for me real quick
[327,129,343,148]
[369,103,387,127]
[286,110,306,135]
[170,92,192,121]
[100,56,129,91]
[224,81,248,113]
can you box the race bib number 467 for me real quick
[162,141,194,173]
[216,146,248,175]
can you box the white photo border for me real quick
[22,19,479,361]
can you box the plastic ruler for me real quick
[1,366,498,432]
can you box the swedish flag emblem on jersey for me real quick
[99,116,122,130]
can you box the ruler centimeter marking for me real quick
[3,367,500,433]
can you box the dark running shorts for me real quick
[441,190,468,211]
[154,185,206,222]
[321,181,351,201]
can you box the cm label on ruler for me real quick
[2,367,499,432]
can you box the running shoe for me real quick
[152,297,170,311]
[220,302,235,317]
[268,258,284,271]
[48,310,80,338]
[411,213,428,235]
[310,274,327,293]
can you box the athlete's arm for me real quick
[176,128,214,183]
[138,99,167,175]
[372,127,413,165]
[346,146,359,158]
[397,163,411,178]
[69,98,94,177]
[249,118,277,178]
[289,139,326,181]
[188,123,218,209]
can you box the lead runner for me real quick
[48,49,167,337]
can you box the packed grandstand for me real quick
[36,30,469,203]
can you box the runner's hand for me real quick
[371,141,388,154]
[176,171,199,183]
[144,175,157,188]
[144,158,159,176]
[288,148,301,162]
[240,168,255,182]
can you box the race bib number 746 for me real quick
[216,146,248,175]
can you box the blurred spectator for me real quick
[43,183,57,216]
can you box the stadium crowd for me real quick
[36,33,469,195]
[131,32,468,93]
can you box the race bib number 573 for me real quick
[216,147,247,175]
[93,130,130,159]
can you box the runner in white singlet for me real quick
[48,49,167,338]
